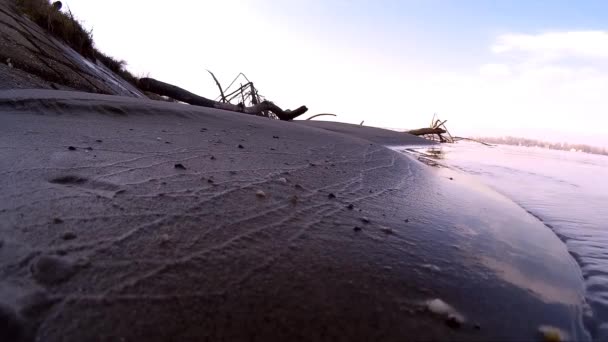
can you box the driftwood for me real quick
[407,127,447,136]
[138,77,308,121]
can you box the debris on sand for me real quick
[31,255,78,285]
[328,193,336,199]
[52,218,63,224]
[538,325,567,342]
[67,146,76,151]
[294,184,303,190]
[95,139,103,142]
[256,190,266,198]
[290,195,298,205]
[238,144,244,149]
[425,298,466,330]
[347,203,354,210]
[380,226,394,234]
[174,163,186,170]
[361,217,370,224]
[353,226,362,232]
[62,232,77,240]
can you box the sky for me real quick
[65,0,608,147]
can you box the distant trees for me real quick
[476,136,608,156]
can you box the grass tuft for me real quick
[15,0,140,87]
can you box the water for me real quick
[404,142,608,338]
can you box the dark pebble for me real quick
[95,139,102,143]
[273,135,279,139]
[270,148,276,151]
[129,128,134,131]
[229,171,237,175]
[347,204,354,210]
[449,177,454,180]
[328,193,336,199]
[238,144,244,149]
[62,232,77,240]
[405,219,409,223]
[165,141,171,144]
[361,217,370,224]
[295,184,303,189]
[353,226,362,232]
[309,163,316,167]
[52,218,63,224]
[0,302,24,342]
[445,315,462,329]
[31,255,77,285]
[67,146,76,151]
[174,163,186,170]
[207,179,214,184]
[210,156,216,160]
[85,147,93,151]
[200,128,207,132]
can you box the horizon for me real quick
[66,0,608,147]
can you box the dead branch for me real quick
[407,127,447,136]
[206,70,226,103]
[306,113,337,120]
[138,77,308,121]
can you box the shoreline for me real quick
[0,90,590,341]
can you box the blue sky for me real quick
[68,0,608,146]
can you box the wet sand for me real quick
[0,90,590,341]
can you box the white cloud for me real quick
[492,31,608,60]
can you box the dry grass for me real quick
[15,0,140,87]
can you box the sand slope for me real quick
[0,90,589,341]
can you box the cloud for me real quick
[491,31,608,61]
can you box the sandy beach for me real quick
[0,90,589,341]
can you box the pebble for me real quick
[0,302,23,342]
[538,325,567,342]
[361,217,370,224]
[256,190,266,198]
[272,135,279,139]
[290,195,298,205]
[62,232,77,240]
[174,163,186,170]
[277,177,287,184]
[353,226,362,232]
[380,226,393,234]
[238,144,244,149]
[95,139,103,143]
[52,218,63,224]
[210,155,216,160]
[328,193,336,199]
[294,184,303,189]
[347,204,354,210]
[67,146,76,151]
[404,218,409,223]
[31,255,77,285]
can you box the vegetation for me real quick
[476,136,608,156]
[14,0,139,87]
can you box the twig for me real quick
[306,113,337,120]
[207,70,226,103]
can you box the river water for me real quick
[403,142,608,339]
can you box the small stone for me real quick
[31,255,77,285]
[294,184,303,190]
[156,137,161,140]
[95,139,102,143]
[85,147,93,151]
[309,162,316,167]
[238,144,244,149]
[404,219,409,223]
[200,128,207,132]
[159,234,170,244]
[445,315,462,329]
[449,177,454,180]
[361,217,370,224]
[538,325,567,342]
[347,204,354,210]
[380,226,393,234]
[270,148,276,151]
[207,179,214,184]
[0,302,24,341]
[62,232,76,240]
[229,171,237,175]
[273,135,279,139]
[256,190,266,198]
[290,195,298,205]
[210,155,216,160]
[165,141,171,144]
[353,226,362,232]
[52,218,63,224]
[67,146,76,151]
[278,177,287,184]
[129,128,134,131]
[174,163,186,170]
[328,193,336,199]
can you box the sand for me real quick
[0,90,590,341]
